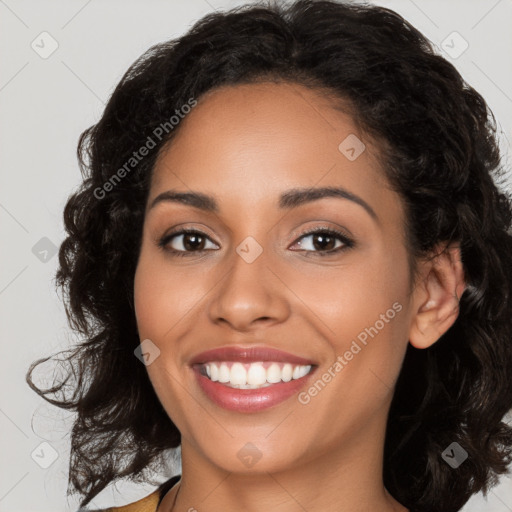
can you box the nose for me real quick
[207,245,290,332]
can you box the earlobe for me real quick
[409,242,466,350]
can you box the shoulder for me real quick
[83,475,181,512]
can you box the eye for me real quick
[158,229,218,256]
[289,228,354,256]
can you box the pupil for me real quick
[184,234,204,251]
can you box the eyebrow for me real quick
[148,186,378,221]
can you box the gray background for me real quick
[1,0,511,510]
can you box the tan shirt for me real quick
[98,489,160,512]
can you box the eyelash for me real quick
[157,227,355,258]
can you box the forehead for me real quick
[149,81,391,213]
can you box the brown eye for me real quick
[307,233,337,251]
[159,229,219,255]
[180,233,206,251]
[290,228,355,256]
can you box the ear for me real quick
[409,241,466,349]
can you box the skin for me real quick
[133,81,466,512]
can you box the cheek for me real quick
[292,248,409,337]
[134,250,205,341]
[294,248,411,387]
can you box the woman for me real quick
[26,1,512,511]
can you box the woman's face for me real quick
[134,81,418,475]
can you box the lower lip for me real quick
[192,366,316,413]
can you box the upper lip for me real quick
[189,345,317,366]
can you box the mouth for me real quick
[189,346,318,413]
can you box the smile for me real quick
[189,345,318,413]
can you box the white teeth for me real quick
[230,362,246,385]
[266,363,282,383]
[247,362,267,386]
[218,363,230,383]
[202,361,312,389]
[298,365,309,378]
[282,363,293,382]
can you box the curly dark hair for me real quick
[26,1,512,511]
